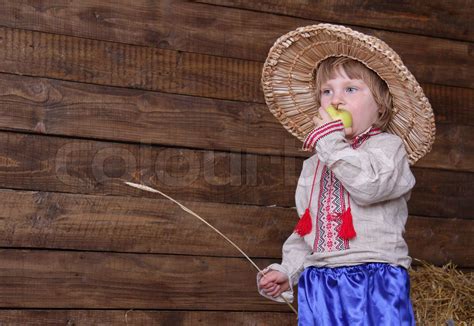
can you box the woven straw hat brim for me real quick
[262,24,435,165]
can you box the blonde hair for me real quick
[313,57,392,130]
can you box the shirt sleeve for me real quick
[256,232,311,303]
[314,129,415,206]
[302,120,345,151]
[256,160,313,303]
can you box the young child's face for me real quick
[320,67,379,138]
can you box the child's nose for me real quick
[330,93,345,108]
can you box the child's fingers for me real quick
[265,283,277,291]
[263,283,278,295]
[312,114,324,127]
[261,281,271,289]
[318,107,334,124]
[263,282,274,289]
[268,284,281,297]
[319,107,331,120]
[259,274,275,287]
[261,270,281,282]
[313,107,333,127]
[344,126,353,137]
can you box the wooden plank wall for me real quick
[0,0,472,324]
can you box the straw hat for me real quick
[262,23,435,165]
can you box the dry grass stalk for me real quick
[410,259,473,325]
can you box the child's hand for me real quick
[312,107,333,127]
[313,107,353,137]
[258,270,290,298]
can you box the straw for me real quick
[261,23,436,165]
[124,181,298,316]
[410,259,474,324]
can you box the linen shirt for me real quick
[257,120,416,303]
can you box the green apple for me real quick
[325,105,353,128]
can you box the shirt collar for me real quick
[350,126,382,149]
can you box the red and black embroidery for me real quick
[351,127,381,149]
[294,126,382,252]
[313,166,349,252]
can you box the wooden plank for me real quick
[0,310,295,326]
[0,74,472,172]
[422,83,474,125]
[0,248,470,311]
[0,130,472,219]
[405,216,474,267]
[0,249,288,311]
[196,0,473,42]
[0,130,299,206]
[0,189,295,258]
[0,0,471,87]
[409,169,474,220]
[416,123,474,172]
[0,26,262,103]
[0,22,471,96]
[0,189,472,267]
[0,73,299,157]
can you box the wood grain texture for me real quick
[0,249,289,311]
[421,83,474,125]
[416,123,474,172]
[405,216,474,267]
[0,0,470,320]
[0,20,471,93]
[0,131,472,219]
[0,74,472,172]
[0,73,299,157]
[0,26,262,102]
[0,129,299,206]
[13,74,474,126]
[409,168,474,220]
[0,310,296,326]
[0,0,471,78]
[0,189,295,258]
[196,0,473,42]
[0,189,472,266]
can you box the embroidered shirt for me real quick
[257,122,415,303]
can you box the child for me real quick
[257,24,435,325]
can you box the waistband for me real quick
[305,263,406,275]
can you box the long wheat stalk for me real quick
[124,181,298,316]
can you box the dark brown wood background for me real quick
[0,1,472,325]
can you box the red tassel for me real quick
[294,208,312,236]
[338,208,356,240]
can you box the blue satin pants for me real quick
[297,263,415,325]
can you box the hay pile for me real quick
[409,259,474,325]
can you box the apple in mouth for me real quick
[325,105,353,128]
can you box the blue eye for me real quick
[346,87,357,93]
[321,89,331,95]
